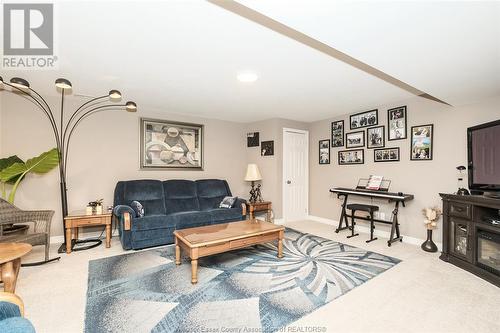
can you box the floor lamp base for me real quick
[57,238,103,254]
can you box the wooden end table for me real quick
[0,243,32,293]
[174,220,284,284]
[64,211,112,254]
[247,201,272,222]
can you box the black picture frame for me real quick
[261,140,274,156]
[140,118,204,170]
[374,147,400,162]
[247,132,259,147]
[319,139,330,164]
[350,109,378,129]
[367,125,385,149]
[338,149,364,165]
[331,120,344,147]
[387,106,407,140]
[410,124,434,161]
[345,131,365,149]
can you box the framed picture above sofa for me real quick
[140,118,203,169]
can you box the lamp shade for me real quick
[55,78,72,89]
[10,77,30,89]
[244,164,262,182]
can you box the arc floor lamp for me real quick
[0,76,137,253]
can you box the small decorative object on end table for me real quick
[421,206,442,252]
[64,211,112,254]
[0,243,32,293]
[245,163,263,203]
[247,201,273,222]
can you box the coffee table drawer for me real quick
[198,242,231,256]
[230,233,277,249]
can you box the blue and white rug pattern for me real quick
[85,228,400,332]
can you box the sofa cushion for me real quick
[196,179,231,211]
[206,208,242,223]
[163,180,200,214]
[170,211,212,229]
[130,215,175,231]
[120,180,166,215]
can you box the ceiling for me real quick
[2,1,499,123]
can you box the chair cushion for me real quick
[170,211,212,229]
[121,180,166,215]
[131,215,175,231]
[163,180,200,214]
[206,208,243,223]
[346,204,379,212]
[196,179,231,211]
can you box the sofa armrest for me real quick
[113,205,135,231]
[0,292,24,317]
[234,198,247,216]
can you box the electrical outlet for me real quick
[379,212,386,220]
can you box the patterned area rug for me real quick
[85,228,400,332]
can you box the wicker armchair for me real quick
[0,198,54,263]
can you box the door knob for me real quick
[286,180,291,184]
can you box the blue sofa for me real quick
[113,179,246,250]
[0,293,35,333]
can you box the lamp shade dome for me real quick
[125,101,137,112]
[55,78,72,89]
[109,90,122,100]
[10,77,30,89]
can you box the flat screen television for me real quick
[467,119,500,196]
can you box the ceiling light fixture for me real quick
[237,72,258,83]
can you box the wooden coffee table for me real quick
[0,243,32,293]
[174,219,285,284]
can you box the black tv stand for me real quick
[440,193,500,287]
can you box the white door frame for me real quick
[282,127,309,222]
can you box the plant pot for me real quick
[421,229,438,252]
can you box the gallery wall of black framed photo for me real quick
[388,106,407,140]
[338,149,364,165]
[410,124,434,160]
[350,109,378,129]
[367,125,385,149]
[345,131,365,149]
[331,120,344,147]
[319,139,330,164]
[374,147,400,162]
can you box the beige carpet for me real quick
[12,220,500,333]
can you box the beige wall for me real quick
[245,118,308,219]
[0,93,248,237]
[309,95,500,242]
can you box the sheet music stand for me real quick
[356,178,391,192]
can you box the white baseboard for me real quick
[306,215,442,251]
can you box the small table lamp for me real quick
[245,164,262,203]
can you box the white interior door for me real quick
[283,128,309,222]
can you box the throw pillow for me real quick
[219,196,237,209]
[130,200,145,218]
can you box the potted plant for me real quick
[421,206,442,252]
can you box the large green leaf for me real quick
[0,155,24,184]
[0,148,59,183]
